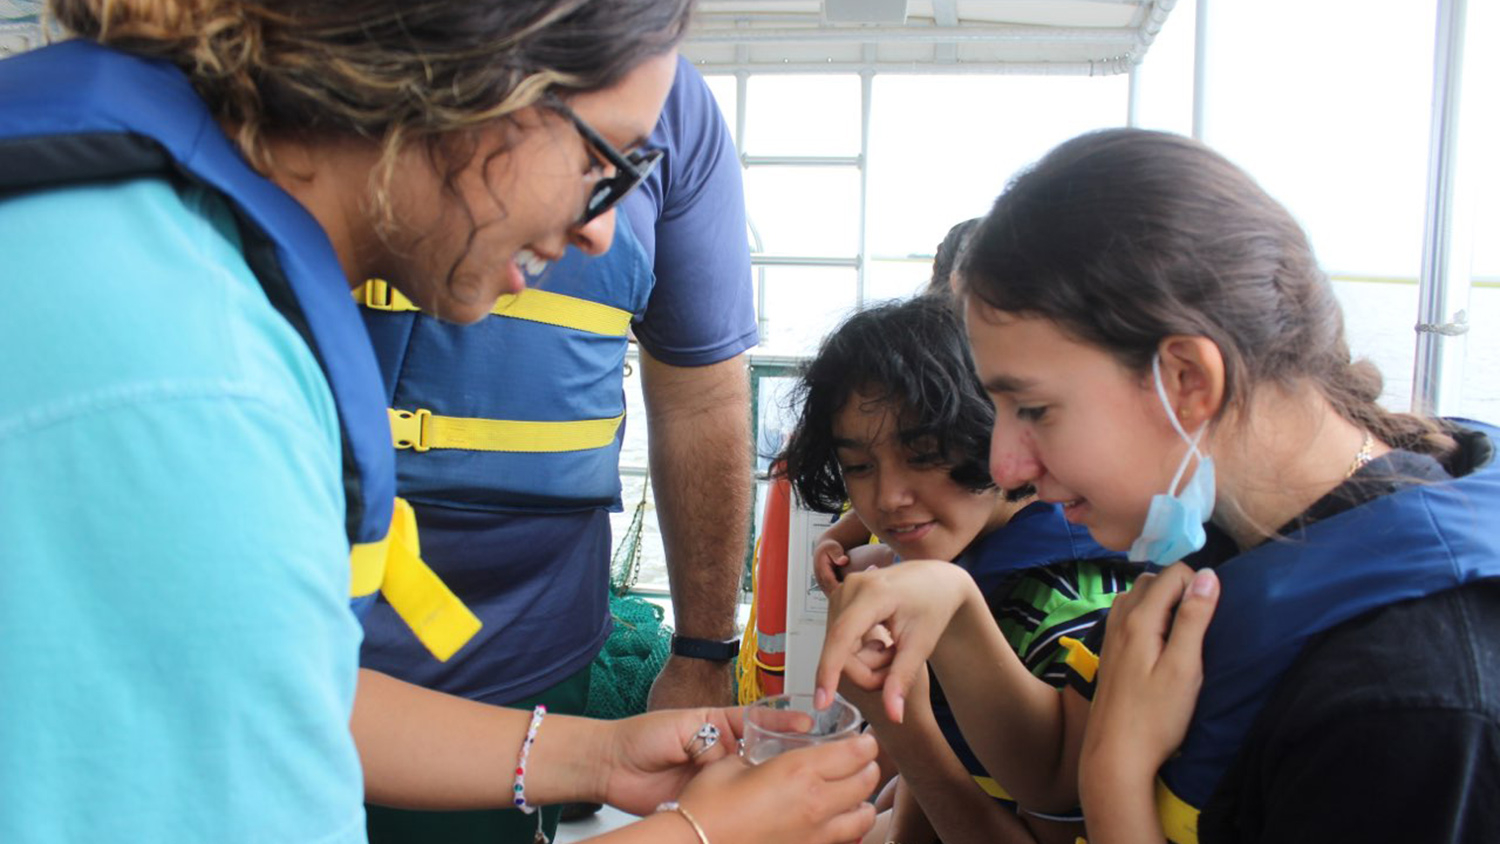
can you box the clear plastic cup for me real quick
[739,692,863,765]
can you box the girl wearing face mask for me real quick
[818,129,1500,844]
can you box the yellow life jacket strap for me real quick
[1156,777,1200,844]
[972,775,1015,802]
[1062,780,1202,844]
[348,497,481,662]
[353,279,633,337]
[388,407,625,454]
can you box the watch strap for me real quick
[670,634,740,661]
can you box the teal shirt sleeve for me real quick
[0,179,366,843]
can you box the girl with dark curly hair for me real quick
[780,296,1136,844]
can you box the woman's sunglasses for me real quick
[545,95,664,225]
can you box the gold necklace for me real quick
[1345,431,1375,479]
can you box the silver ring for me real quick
[684,722,720,759]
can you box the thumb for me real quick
[1163,568,1220,664]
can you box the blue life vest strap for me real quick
[0,41,478,662]
[1155,421,1500,843]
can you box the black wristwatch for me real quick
[670,634,740,662]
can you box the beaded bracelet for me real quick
[513,704,547,814]
[656,800,711,844]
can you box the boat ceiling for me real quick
[2,1,1176,76]
[683,0,1177,75]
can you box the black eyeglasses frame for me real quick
[544,95,664,226]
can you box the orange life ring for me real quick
[737,471,789,702]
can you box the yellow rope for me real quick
[736,533,764,705]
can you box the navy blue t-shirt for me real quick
[360,57,757,704]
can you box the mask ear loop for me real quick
[1151,354,1208,498]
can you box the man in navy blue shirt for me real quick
[356,57,757,844]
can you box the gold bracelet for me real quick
[656,801,711,844]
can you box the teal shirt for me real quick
[0,178,365,842]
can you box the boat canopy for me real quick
[683,0,1175,75]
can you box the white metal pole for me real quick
[858,65,873,306]
[1192,0,1208,141]
[1412,0,1469,415]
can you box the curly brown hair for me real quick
[48,0,692,220]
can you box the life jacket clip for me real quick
[390,407,433,452]
[358,278,412,311]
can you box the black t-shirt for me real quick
[1198,577,1500,843]
[1070,431,1500,842]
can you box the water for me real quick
[739,693,863,764]
[1333,280,1500,421]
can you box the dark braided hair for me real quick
[959,128,1456,460]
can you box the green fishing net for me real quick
[585,479,672,720]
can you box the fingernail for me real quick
[814,688,828,709]
[1191,568,1218,597]
[891,694,905,724]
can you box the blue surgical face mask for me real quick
[1128,355,1216,566]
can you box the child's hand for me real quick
[1082,564,1220,785]
[814,560,978,724]
[846,543,896,575]
[835,623,900,722]
[814,540,897,595]
[812,538,852,595]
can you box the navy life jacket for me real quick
[939,501,1132,816]
[0,39,478,660]
[355,215,653,513]
[1153,420,1500,843]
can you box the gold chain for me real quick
[1345,431,1375,479]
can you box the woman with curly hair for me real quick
[0,3,877,842]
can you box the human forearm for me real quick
[1077,754,1162,844]
[928,598,1077,811]
[642,352,751,708]
[869,703,1037,844]
[353,668,609,810]
[643,351,752,642]
[888,779,939,844]
[581,811,705,844]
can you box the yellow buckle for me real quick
[359,279,401,310]
[390,408,433,452]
